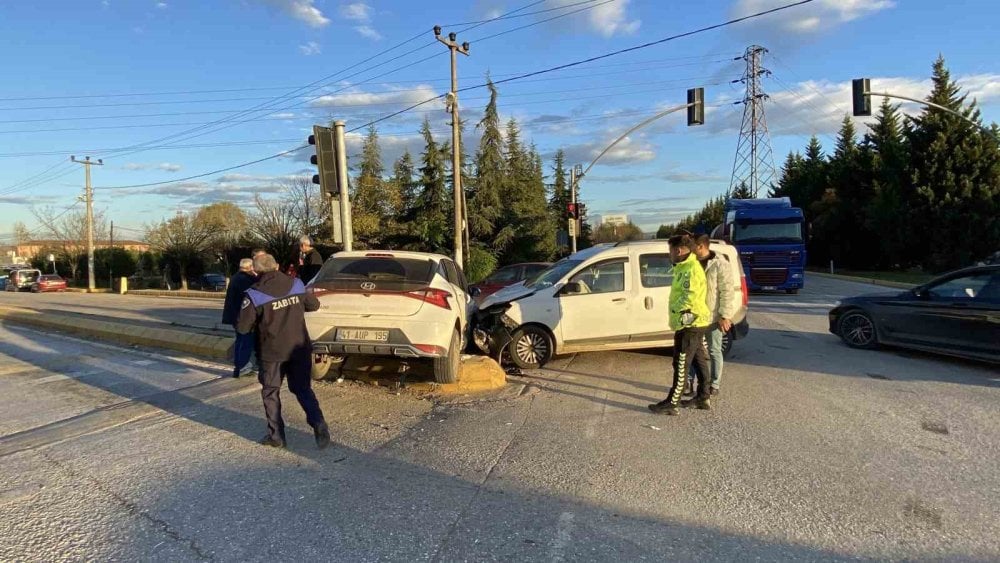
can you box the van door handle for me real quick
[645,296,653,310]
[612,298,626,303]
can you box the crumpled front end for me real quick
[472,304,518,361]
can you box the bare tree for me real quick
[282,176,327,240]
[145,209,217,290]
[13,221,31,246]
[247,194,302,268]
[199,201,249,274]
[32,206,107,281]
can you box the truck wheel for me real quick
[509,326,553,370]
[786,288,799,295]
[434,330,461,384]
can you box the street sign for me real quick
[568,218,577,237]
[47,254,55,263]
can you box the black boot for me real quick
[648,400,680,416]
[259,435,286,448]
[314,422,331,450]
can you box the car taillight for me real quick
[741,276,749,307]
[309,287,331,297]
[413,344,446,355]
[405,288,451,309]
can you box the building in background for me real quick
[15,239,150,259]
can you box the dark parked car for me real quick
[31,274,68,293]
[470,262,550,303]
[829,265,1000,364]
[194,273,227,291]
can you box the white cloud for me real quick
[122,162,183,172]
[587,0,640,37]
[299,41,322,56]
[309,84,440,110]
[354,25,382,40]
[156,2,168,9]
[339,2,373,22]
[258,0,330,28]
[560,135,657,167]
[730,0,894,35]
[270,112,298,120]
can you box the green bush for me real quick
[466,246,498,284]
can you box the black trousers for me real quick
[258,354,326,442]
[665,327,711,405]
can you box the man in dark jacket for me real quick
[297,235,324,284]
[223,258,258,378]
[237,253,330,450]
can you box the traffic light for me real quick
[852,78,871,117]
[566,202,578,219]
[687,87,704,126]
[577,203,587,219]
[308,125,339,195]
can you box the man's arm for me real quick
[716,259,738,324]
[235,295,258,335]
[303,291,320,312]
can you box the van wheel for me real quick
[509,326,553,370]
[434,330,461,384]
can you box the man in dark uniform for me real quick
[237,253,331,449]
[222,258,258,378]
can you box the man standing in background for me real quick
[223,258,258,378]
[297,236,323,284]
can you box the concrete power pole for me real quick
[71,155,102,292]
[569,166,578,254]
[435,25,470,269]
[333,121,353,251]
[729,45,776,199]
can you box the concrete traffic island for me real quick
[332,354,507,395]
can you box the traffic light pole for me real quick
[569,166,578,254]
[71,155,102,292]
[435,26,470,269]
[333,121,353,251]
[853,79,994,134]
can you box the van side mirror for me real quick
[560,281,583,295]
[469,286,481,298]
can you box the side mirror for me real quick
[560,281,583,295]
[912,287,928,299]
[469,286,481,298]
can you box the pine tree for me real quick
[352,125,388,247]
[393,150,418,222]
[863,97,910,267]
[414,117,449,252]
[549,149,570,218]
[469,79,504,245]
[731,181,754,199]
[906,55,1000,271]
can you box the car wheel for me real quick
[433,330,461,384]
[311,354,336,380]
[721,330,733,357]
[509,325,553,370]
[838,310,879,350]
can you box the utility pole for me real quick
[435,25,470,269]
[71,155,102,292]
[109,220,114,290]
[729,45,776,199]
[333,121,353,251]
[569,165,580,254]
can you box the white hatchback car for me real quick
[305,251,473,383]
[474,240,749,369]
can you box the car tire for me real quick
[311,354,336,380]
[837,309,879,350]
[509,325,553,370]
[434,330,461,384]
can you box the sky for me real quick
[1,0,998,241]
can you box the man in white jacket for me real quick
[692,234,738,395]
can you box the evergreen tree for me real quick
[863,98,910,267]
[549,150,572,255]
[905,55,1000,271]
[730,181,754,199]
[414,117,449,252]
[811,115,870,267]
[393,150,418,221]
[469,79,504,245]
[352,125,389,247]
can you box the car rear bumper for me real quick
[311,341,441,359]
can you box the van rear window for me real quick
[313,257,434,292]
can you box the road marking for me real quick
[132,360,155,366]
[549,511,575,562]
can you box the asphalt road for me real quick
[1,275,998,561]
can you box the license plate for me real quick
[762,286,777,291]
[336,328,389,342]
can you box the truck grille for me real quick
[750,268,788,286]
[750,251,795,266]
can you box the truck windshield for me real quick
[733,221,803,243]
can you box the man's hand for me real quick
[718,318,733,332]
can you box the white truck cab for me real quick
[474,240,749,369]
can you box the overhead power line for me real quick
[93,0,815,191]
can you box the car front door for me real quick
[557,258,631,345]
[630,252,673,344]
[886,272,995,354]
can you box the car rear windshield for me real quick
[40,275,60,281]
[313,256,434,291]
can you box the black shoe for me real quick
[314,423,331,450]
[232,370,241,379]
[259,436,286,448]
[709,387,719,397]
[648,401,680,416]
[680,396,712,410]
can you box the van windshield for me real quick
[525,260,583,289]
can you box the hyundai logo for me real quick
[360,282,376,291]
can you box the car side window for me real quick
[568,259,626,295]
[974,274,1000,303]
[639,254,673,288]
[523,264,547,279]
[486,267,519,284]
[442,260,460,287]
[927,273,993,300]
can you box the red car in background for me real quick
[470,262,551,303]
[31,275,68,293]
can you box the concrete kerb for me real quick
[0,305,233,362]
[338,354,507,395]
[809,271,916,290]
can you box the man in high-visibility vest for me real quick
[649,234,713,416]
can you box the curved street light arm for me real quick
[580,102,696,178]
[872,92,995,135]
